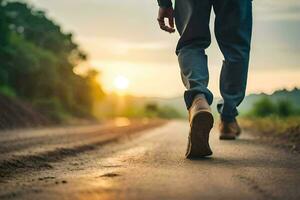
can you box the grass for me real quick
[240,116,300,153]
[240,116,300,136]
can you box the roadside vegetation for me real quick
[0,1,182,129]
[94,94,184,120]
[122,102,183,119]
[240,97,300,152]
[0,1,105,123]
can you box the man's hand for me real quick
[157,7,175,33]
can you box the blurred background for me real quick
[0,0,300,135]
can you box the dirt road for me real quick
[1,120,299,200]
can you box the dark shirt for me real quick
[157,0,172,8]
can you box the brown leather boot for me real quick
[219,119,241,140]
[186,95,214,158]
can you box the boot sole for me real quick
[186,111,214,159]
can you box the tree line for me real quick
[0,1,104,121]
[248,97,300,118]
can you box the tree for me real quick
[0,1,105,121]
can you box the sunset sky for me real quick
[26,0,300,98]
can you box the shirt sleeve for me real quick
[157,0,173,8]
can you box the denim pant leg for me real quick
[175,0,214,109]
[213,0,253,122]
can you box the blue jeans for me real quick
[175,0,253,122]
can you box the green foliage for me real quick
[121,102,182,119]
[247,97,299,118]
[143,103,183,119]
[277,100,294,117]
[144,103,159,118]
[0,1,105,121]
[95,96,183,119]
[32,97,69,123]
[251,97,276,117]
[240,116,300,139]
[0,85,16,98]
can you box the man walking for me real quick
[156,0,252,158]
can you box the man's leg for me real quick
[175,0,214,158]
[213,0,253,122]
[175,0,213,110]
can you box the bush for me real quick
[0,85,16,98]
[251,97,276,117]
[144,103,183,119]
[277,100,294,117]
[118,102,183,119]
[248,97,298,118]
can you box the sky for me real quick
[25,0,300,98]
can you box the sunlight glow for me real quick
[114,75,129,91]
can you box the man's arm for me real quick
[157,0,172,8]
[157,0,175,33]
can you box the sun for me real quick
[114,75,129,91]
